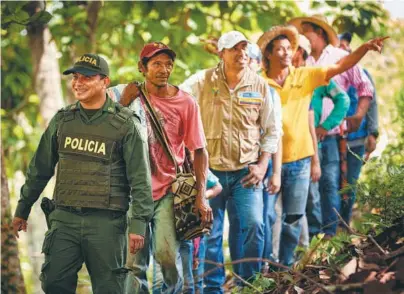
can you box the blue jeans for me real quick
[262,161,278,262]
[306,180,322,237]
[278,157,311,267]
[181,241,194,294]
[204,167,264,293]
[319,136,340,236]
[340,145,365,224]
[194,237,206,294]
[126,193,183,294]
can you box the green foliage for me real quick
[46,1,303,86]
[353,157,404,229]
[381,89,404,164]
[1,1,52,29]
[1,95,43,178]
[1,27,33,110]
[295,233,352,268]
[231,273,276,294]
[311,1,389,37]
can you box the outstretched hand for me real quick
[365,36,389,53]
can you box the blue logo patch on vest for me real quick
[59,133,115,160]
[237,91,263,106]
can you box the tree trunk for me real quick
[22,3,63,292]
[1,148,26,294]
[26,0,64,127]
[86,1,102,52]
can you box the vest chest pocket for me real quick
[201,100,223,139]
[236,91,262,123]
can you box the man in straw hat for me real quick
[180,30,282,290]
[291,35,350,248]
[257,24,387,266]
[289,15,377,238]
[337,32,379,228]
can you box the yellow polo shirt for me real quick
[263,66,329,163]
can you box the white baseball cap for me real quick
[218,31,249,52]
[298,34,311,56]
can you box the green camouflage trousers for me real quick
[40,208,128,294]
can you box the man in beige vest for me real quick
[180,31,282,292]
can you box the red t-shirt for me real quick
[146,89,206,201]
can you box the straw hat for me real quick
[288,14,339,46]
[257,25,299,56]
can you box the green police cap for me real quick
[63,53,109,77]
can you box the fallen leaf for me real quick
[294,285,304,294]
[341,257,358,281]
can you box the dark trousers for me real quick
[40,208,127,294]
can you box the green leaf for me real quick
[238,16,252,31]
[326,1,339,7]
[29,11,52,25]
[191,9,207,36]
[257,13,274,31]
[3,1,28,14]
[13,10,30,23]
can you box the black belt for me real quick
[57,206,102,214]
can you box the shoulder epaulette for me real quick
[110,104,134,129]
[58,103,79,113]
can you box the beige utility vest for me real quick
[199,66,268,171]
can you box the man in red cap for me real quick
[116,42,212,294]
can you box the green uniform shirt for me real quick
[15,97,153,236]
[311,78,350,130]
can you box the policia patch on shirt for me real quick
[237,91,263,106]
[59,133,115,160]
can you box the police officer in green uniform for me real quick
[12,53,153,294]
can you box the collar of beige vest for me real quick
[264,65,296,89]
[217,62,257,89]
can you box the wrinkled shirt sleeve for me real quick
[106,84,129,103]
[320,79,350,131]
[346,66,374,98]
[123,118,153,237]
[179,70,207,100]
[259,85,282,154]
[15,115,60,220]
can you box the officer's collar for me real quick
[76,96,114,113]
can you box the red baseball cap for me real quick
[139,42,176,60]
